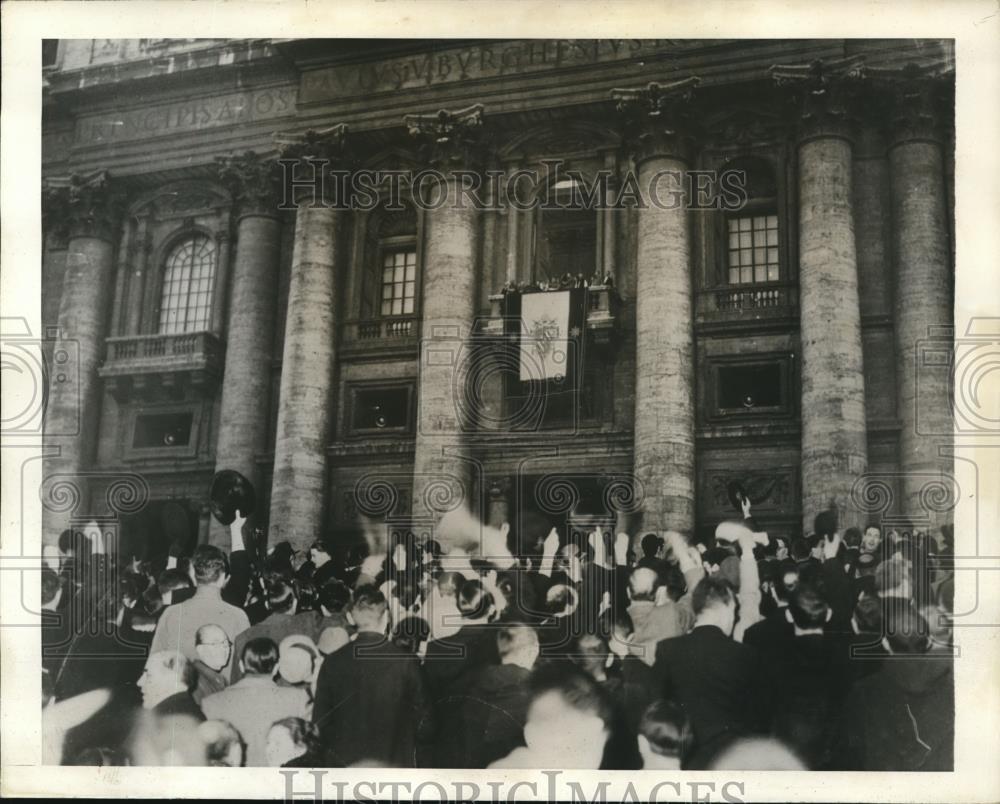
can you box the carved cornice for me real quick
[770,55,867,143]
[867,62,952,148]
[404,104,487,171]
[43,170,125,242]
[214,150,282,217]
[611,77,701,164]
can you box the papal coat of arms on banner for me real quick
[518,290,581,381]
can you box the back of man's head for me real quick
[773,560,799,604]
[192,545,228,586]
[571,633,611,680]
[639,700,693,762]
[813,509,838,539]
[158,568,194,596]
[702,546,731,572]
[628,567,659,602]
[883,599,930,654]
[457,578,493,620]
[241,637,279,676]
[266,577,296,614]
[692,575,734,617]
[497,624,539,666]
[527,664,614,738]
[351,587,388,631]
[640,532,662,559]
[852,594,881,636]
[843,527,862,549]
[790,536,812,563]
[788,580,830,630]
[317,579,351,614]
[545,583,578,618]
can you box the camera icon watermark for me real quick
[1,318,80,437]
[917,317,1000,436]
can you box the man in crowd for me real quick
[625,566,691,666]
[766,578,850,768]
[652,574,767,767]
[192,624,232,705]
[435,623,540,768]
[489,664,614,769]
[202,637,309,766]
[836,600,954,770]
[150,545,250,676]
[139,651,204,721]
[230,577,321,682]
[312,588,431,767]
[638,700,692,770]
[423,579,499,700]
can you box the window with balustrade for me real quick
[359,205,420,328]
[157,234,216,334]
[379,248,417,317]
[722,157,780,287]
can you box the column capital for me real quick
[868,63,953,148]
[274,124,354,207]
[43,170,124,242]
[612,77,701,164]
[215,150,283,218]
[405,103,487,172]
[771,56,867,144]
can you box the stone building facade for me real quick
[40,39,956,554]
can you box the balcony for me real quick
[99,332,225,402]
[339,316,421,359]
[482,284,621,346]
[696,282,798,332]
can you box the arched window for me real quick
[361,207,419,320]
[158,234,216,334]
[723,157,779,286]
[535,177,598,283]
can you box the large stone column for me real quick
[211,152,283,544]
[41,171,123,544]
[268,128,348,550]
[884,68,954,524]
[773,58,869,530]
[612,79,700,534]
[405,105,484,522]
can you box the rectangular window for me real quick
[380,249,417,317]
[349,384,414,435]
[707,356,794,422]
[727,214,779,285]
[132,412,194,449]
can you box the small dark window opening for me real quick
[42,40,59,68]
[133,412,193,448]
[718,364,783,411]
[352,387,412,432]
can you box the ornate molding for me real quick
[214,150,282,217]
[43,170,125,242]
[274,124,353,206]
[404,104,487,170]
[611,77,701,163]
[867,62,952,147]
[769,56,868,142]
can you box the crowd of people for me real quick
[40,499,955,771]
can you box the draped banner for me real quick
[503,288,586,385]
